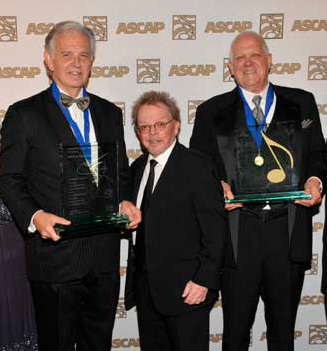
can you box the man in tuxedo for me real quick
[125,90,227,351]
[0,21,140,351]
[190,31,326,351]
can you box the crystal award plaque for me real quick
[56,143,129,238]
[225,121,311,204]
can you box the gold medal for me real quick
[254,154,264,166]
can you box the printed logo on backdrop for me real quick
[270,63,301,75]
[292,19,327,31]
[113,102,126,125]
[205,21,252,33]
[83,16,107,41]
[115,297,127,319]
[0,16,17,42]
[169,64,215,77]
[0,110,6,125]
[112,338,140,348]
[260,14,284,39]
[261,331,302,341]
[91,66,129,78]
[300,295,325,305]
[308,56,327,80]
[213,297,222,309]
[0,67,41,78]
[313,222,324,232]
[26,23,54,35]
[119,266,126,277]
[210,334,223,344]
[309,325,327,344]
[137,59,160,84]
[127,149,143,162]
[172,15,196,40]
[318,104,327,115]
[188,100,205,124]
[116,21,165,34]
[305,253,318,275]
[223,58,234,82]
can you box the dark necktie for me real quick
[252,95,264,125]
[60,93,90,111]
[136,159,158,270]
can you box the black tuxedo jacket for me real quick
[0,87,131,282]
[190,85,326,266]
[126,142,227,315]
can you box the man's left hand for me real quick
[295,178,322,207]
[182,281,208,305]
[120,200,141,229]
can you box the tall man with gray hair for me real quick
[190,31,326,351]
[0,21,140,351]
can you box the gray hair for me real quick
[45,20,96,58]
[229,31,270,62]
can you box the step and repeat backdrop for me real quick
[1,0,327,350]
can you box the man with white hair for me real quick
[190,31,326,351]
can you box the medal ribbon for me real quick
[239,84,274,149]
[51,81,91,163]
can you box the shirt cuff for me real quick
[28,209,43,233]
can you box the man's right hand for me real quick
[222,180,243,211]
[34,211,71,241]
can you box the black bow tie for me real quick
[60,93,90,111]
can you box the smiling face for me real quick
[137,103,180,157]
[228,33,272,93]
[44,30,94,97]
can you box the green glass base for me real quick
[55,213,129,239]
[225,191,312,204]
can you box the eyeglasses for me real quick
[137,119,174,134]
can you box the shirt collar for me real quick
[240,83,270,111]
[148,139,176,168]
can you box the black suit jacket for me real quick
[126,142,227,315]
[190,85,326,266]
[0,87,131,282]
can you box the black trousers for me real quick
[222,212,306,351]
[136,270,213,351]
[30,271,120,351]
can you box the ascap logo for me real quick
[26,23,54,35]
[306,254,318,275]
[127,149,143,161]
[113,102,126,125]
[210,334,223,343]
[292,19,327,32]
[260,14,284,39]
[169,64,216,77]
[137,59,160,84]
[188,100,205,124]
[260,331,302,341]
[83,16,107,41]
[116,297,127,319]
[0,110,6,120]
[0,16,17,42]
[300,294,325,305]
[172,15,196,40]
[205,21,252,33]
[0,67,41,78]
[119,266,126,276]
[309,325,327,344]
[116,22,165,34]
[112,338,140,348]
[308,56,327,80]
[223,58,234,82]
[270,63,301,75]
[91,66,129,78]
[318,104,327,115]
[313,222,323,232]
[213,297,222,309]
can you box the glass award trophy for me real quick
[56,143,129,239]
[225,121,311,204]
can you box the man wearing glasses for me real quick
[125,90,228,351]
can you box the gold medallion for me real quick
[254,155,264,166]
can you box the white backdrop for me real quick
[1,1,327,349]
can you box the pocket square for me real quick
[302,119,313,129]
